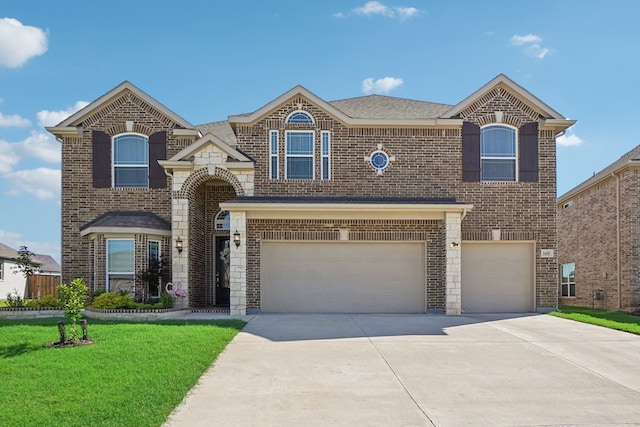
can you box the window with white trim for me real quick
[0,260,3,281]
[215,210,230,230]
[113,133,149,188]
[481,125,517,182]
[321,131,330,180]
[286,111,314,124]
[147,240,161,298]
[107,239,135,294]
[269,130,279,179]
[286,131,314,179]
[561,262,576,297]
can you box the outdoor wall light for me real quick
[450,241,460,248]
[176,238,183,253]
[233,230,241,248]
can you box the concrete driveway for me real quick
[165,314,640,427]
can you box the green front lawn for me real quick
[549,305,640,335]
[0,317,245,427]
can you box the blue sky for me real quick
[1,0,639,262]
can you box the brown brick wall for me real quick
[559,169,640,311]
[60,92,180,291]
[237,93,558,310]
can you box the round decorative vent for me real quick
[370,150,389,171]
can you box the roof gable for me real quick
[0,242,18,260]
[229,85,353,125]
[47,81,196,137]
[441,74,566,120]
[169,133,253,163]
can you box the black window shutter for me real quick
[148,131,167,189]
[519,122,538,182]
[92,130,111,188]
[462,121,481,182]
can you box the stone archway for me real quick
[170,166,247,309]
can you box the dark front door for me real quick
[215,236,230,306]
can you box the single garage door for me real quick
[461,242,534,313]
[261,241,425,313]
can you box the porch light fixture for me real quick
[450,242,459,248]
[176,238,183,253]
[233,230,241,248]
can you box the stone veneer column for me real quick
[445,212,462,315]
[172,197,189,309]
[229,211,247,316]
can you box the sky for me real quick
[1,0,639,263]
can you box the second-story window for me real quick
[113,133,149,188]
[269,130,279,180]
[321,131,330,180]
[481,125,517,182]
[286,131,314,179]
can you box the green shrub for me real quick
[24,295,62,308]
[6,289,24,307]
[159,291,174,309]
[92,292,135,309]
[58,278,89,340]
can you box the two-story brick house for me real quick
[557,146,640,312]
[47,74,574,316]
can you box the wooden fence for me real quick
[27,275,61,298]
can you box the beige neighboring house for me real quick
[558,146,640,312]
[0,243,61,299]
[48,74,574,315]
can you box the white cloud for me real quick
[0,18,48,68]
[557,130,584,147]
[510,34,542,46]
[20,131,60,163]
[340,2,422,20]
[396,6,420,20]
[510,33,550,59]
[37,100,89,127]
[4,167,60,200]
[0,139,20,173]
[0,112,31,127]
[362,77,403,94]
[355,1,393,16]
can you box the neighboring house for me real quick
[0,243,60,298]
[558,146,640,312]
[31,254,62,276]
[47,74,574,315]
[0,242,24,299]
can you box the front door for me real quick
[215,236,231,306]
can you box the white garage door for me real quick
[261,241,425,313]
[462,242,534,313]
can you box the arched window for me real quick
[480,125,517,182]
[286,111,314,124]
[113,133,149,187]
[215,210,230,230]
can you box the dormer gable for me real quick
[46,81,198,138]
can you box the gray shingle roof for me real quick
[558,144,640,201]
[80,211,171,231]
[195,120,238,146]
[32,254,61,273]
[0,242,18,260]
[328,94,453,119]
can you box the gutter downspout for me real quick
[616,173,621,309]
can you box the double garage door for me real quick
[260,241,534,314]
[261,242,425,313]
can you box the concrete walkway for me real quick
[164,313,640,426]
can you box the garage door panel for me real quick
[462,243,533,313]
[262,242,425,313]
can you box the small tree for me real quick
[12,246,41,278]
[57,278,88,341]
[137,256,171,301]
